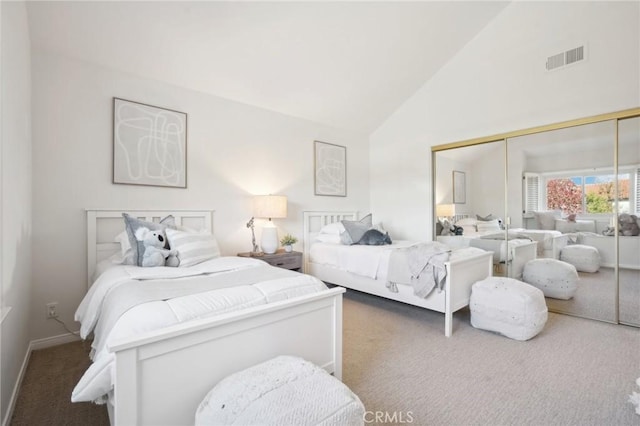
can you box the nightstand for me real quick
[237,250,303,272]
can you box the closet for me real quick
[433,108,640,326]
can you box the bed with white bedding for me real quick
[78,210,344,426]
[437,233,537,279]
[506,228,568,259]
[453,216,566,260]
[303,211,494,337]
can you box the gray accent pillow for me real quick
[341,214,373,245]
[122,213,176,266]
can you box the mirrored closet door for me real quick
[432,108,640,327]
[506,120,617,323]
[433,141,506,271]
[617,116,640,326]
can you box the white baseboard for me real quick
[2,331,82,426]
[2,342,31,426]
[29,331,81,351]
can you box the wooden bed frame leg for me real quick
[445,310,453,337]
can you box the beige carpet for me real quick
[342,289,640,426]
[546,267,640,325]
[10,289,640,426]
[9,340,109,426]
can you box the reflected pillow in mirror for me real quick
[533,211,560,230]
[477,219,501,233]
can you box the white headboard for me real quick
[86,209,214,286]
[302,211,358,274]
[452,214,470,223]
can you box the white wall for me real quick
[370,1,640,240]
[1,1,32,422]
[30,50,369,341]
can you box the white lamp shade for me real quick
[436,204,456,217]
[260,222,279,254]
[253,195,287,219]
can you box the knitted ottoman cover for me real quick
[560,244,600,273]
[470,277,548,341]
[523,258,579,299]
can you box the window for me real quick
[543,170,634,215]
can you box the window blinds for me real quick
[635,167,640,214]
[523,173,540,214]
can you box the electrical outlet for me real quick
[46,302,58,319]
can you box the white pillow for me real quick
[455,217,477,227]
[534,210,560,230]
[455,218,477,233]
[166,228,221,267]
[114,230,131,256]
[459,225,478,235]
[315,234,342,244]
[318,222,346,235]
[114,231,136,265]
[477,220,501,233]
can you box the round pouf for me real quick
[560,244,600,273]
[470,277,548,341]
[522,258,579,299]
[195,356,365,426]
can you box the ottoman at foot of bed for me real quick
[195,355,365,425]
[470,277,548,341]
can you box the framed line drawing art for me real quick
[314,140,346,196]
[113,97,187,188]
[453,170,466,204]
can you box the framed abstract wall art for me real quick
[113,98,187,188]
[314,140,346,196]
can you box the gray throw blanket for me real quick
[386,242,450,298]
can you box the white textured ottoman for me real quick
[560,244,600,273]
[522,258,579,299]
[195,356,365,426]
[470,277,548,341]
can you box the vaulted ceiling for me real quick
[27,1,510,134]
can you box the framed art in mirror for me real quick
[113,97,187,188]
[453,170,466,204]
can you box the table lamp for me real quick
[252,195,287,254]
[436,204,456,221]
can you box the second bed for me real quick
[303,211,494,337]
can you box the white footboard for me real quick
[443,251,493,337]
[109,288,344,426]
[509,241,538,279]
[551,234,569,259]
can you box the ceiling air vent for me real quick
[546,45,585,71]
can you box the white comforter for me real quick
[72,256,327,403]
[309,240,420,279]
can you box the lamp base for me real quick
[250,251,264,257]
[261,225,279,254]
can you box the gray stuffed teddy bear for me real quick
[135,227,180,267]
[618,213,640,237]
